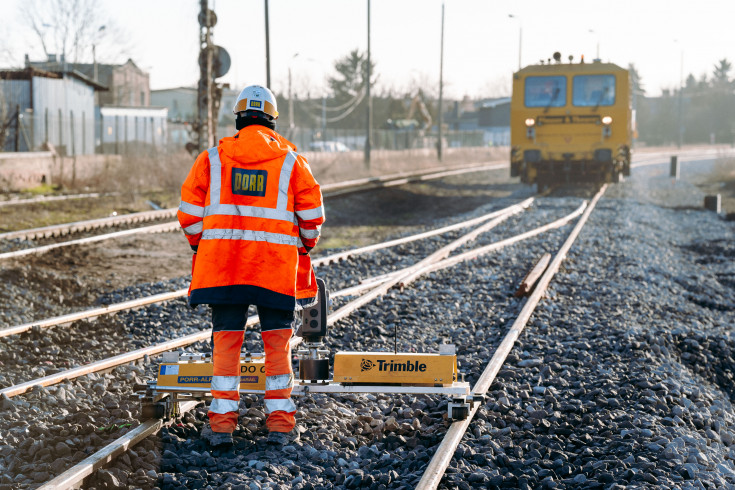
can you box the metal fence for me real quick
[2,114,501,156]
[1,110,95,155]
[0,111,170,155]
[276,127,492,152]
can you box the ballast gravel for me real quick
[0,157,733,489]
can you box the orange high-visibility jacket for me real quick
[178,126,325,310]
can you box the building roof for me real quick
[27,56,146,89]
[0,66,107,90]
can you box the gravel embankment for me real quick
[0,194,576,488]
[0,158,733,489]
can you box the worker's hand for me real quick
[298,246,311,256]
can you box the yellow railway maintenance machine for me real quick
[138,279,480,422]
[510,52,633,191]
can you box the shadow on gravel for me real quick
[326,181,534,228]
[545,183,603,198]
[669,332,735,403]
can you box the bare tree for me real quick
[19,0,129,65]
[0,84,8,150]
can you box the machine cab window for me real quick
[573,75,616,107]
[524,76,567,108]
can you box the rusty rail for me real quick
[0,222,181,262]
[416,185,607,490]
[514,253,552,297]
[0,208,177,242]
[0,200,532,337]
[38,400,200,490]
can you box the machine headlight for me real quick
[601,116,613,125]
[525,118,535,127]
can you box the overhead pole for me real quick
[197,0,215,151]
[437,3,444,162]
[265,0,271,88]
[364,0,372,169]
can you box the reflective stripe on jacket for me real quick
[178,126,325,310]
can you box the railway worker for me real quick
[177,84,325,447]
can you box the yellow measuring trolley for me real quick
[138,279,480,421]
[332,351,459,386]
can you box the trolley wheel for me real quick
[299,358,330,381]
[141,402,167,420]
[450,406,469,421]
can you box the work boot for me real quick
[267,430,300,446]
[201,425,233,447]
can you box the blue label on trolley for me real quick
[160,365,179,375]
[177,376,212,384]
[240,376,259,384]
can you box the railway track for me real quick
[0,162,504,260]
[0,191,604,488]
[2,148,724,260]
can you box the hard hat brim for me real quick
[233,98,279,118]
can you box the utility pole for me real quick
[508,14,522,70]
[437,3,445,162]
[364,0,372,169]
[265,0,271,88]
[195,1,230,153]
[197,0,214,151]
[678,49,683,148]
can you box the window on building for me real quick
[141,91,145,106]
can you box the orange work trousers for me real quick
[208,304,296,434]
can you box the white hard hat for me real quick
[233,85,279,119]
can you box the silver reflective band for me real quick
[211,375,241,392]
[204,203,294,223]
[277,152,297,210]
[296,205,325,221]
[266,373,294,392]
[184,221,203,235]
[202,229,298,246]
[210,398,239,414]
[208,147,222,206]
[179,201,205,217]
[264,398,297,413]
[206,146,298,224]
[299,227,321,239]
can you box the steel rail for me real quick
[0,199,542,398]
[0,222,181,262]
[0,313,252,399]
[327,203,529,325]
[0,208,177,241]
[0,192,105,207]
[28,201,583,488]
[416,184,607,490]
[333,202,585,300]
[38,400,200,490]
[0,288,188,339]
[322,198,534,264]
[0,164,513,262]
[320,161,506,196]
[0,200,531,337]
[1,161,504,243]
[419,202,586,276]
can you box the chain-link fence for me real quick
[2,111,502,156]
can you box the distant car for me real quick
[308,141,351,152]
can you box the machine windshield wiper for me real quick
[592,86,610,112]
[543,88,560,113]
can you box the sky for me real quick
[2,0,735,100]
